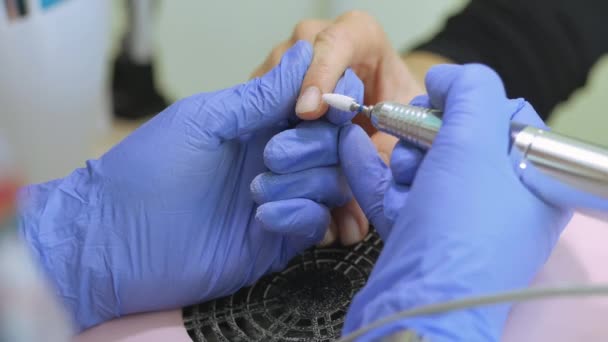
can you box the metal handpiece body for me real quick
[366,102,608,200]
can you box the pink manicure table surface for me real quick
[75,212,608,342]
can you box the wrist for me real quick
[17,178,68,283]
[17,167,115,331]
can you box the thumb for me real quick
[425,64,512,154]
[339,124,392,237]
[193,41,313,147]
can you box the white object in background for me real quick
[125,0,156,65]
[0,234,73,342]
[0,0,111,183]
[0,138,72,342]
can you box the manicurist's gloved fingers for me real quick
[256,198,330,247]
[264,121,340,174]
[381,132,425,223]
[251,167,351,208]
[324,69,364,125]
[189,41,313,148]
[339,124,392,238]
[382,182,412,223]
[425,64,513,154]
[390,141,424,185]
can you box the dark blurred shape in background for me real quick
[111,0,167,120]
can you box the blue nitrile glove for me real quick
[251,120,351,246]
[251,65,363,246]
[251,73,364,247]
[340,64,573,341]
[16,41,363,332]
[254,94,426,247]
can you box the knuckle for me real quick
[250,172,271,203]
[315,26,346,47]
[293,19,329,40]
[340,10,383,36]
[250,177,263,201]
[309,58,334,78]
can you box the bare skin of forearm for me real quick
[402,51,454,87]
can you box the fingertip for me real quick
[326,69,364,125]
[295,86,323,117]
[425,64,505,108]
[460,64,504,92]
[334,200,368,246]
[391,142,423,185]
[424,63,516,157]
[424,64,463,110]
[250,173,269,204]
[295,107,328,120]
[257,199,330,240]
[295,111,325,120]
[409,95,432,108]
[318,219,338,247]
[383,182,410,222]
[338,212,363,246]
[297,31,356,120]
[510,99,548,129]
[263,131,291,174]
[425,64,462,86]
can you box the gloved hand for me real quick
[252,95,427,245]
[252,119,356,246]
[251,66,364,246]
[250,10,425,246]
[340,64,573,341]
[17,41,364,332]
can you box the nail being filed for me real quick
[321,93,371,118]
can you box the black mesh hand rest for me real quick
[183,231,382,341]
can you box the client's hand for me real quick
[252,10,424,245]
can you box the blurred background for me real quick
[2,0,608,184]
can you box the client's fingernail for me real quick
[295,86,321,114]
[318,220,337,247]
[340,212,362,246]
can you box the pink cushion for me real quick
[76,212,608,342]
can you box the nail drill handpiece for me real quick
[322,93,608,202]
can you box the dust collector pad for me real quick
[183,231,382,341]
